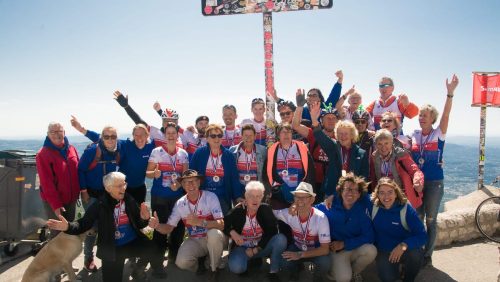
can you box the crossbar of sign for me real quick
[202,0,333,16]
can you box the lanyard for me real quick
[244,147,255,173]
[247,212,258,237]
[114,200,124,228]
[224,129,235,146]
[210,152,220,174]
[188,191,202,215]
[341,147,349,169]
[280,145,291,171]
[382,160,391,176]
[297,208,313,242]
[419,129,434,159]
[167,148,178,172]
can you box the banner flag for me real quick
[472,73,500,107]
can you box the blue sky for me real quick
[1,0,499,139]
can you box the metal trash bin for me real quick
[0,150,48,256]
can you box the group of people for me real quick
[36,71,459,282]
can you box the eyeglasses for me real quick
[113,182,127,188]
[252,98,264,104]
[381,119,393,123]
[279,111,293,117]
[102,135,118,140]
[48,130,64,135]
[307,93,319,97]
[343,188,360,194]
[208,133,224,139]
[354,120,367,125]
[379,84,393,88]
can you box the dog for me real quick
[22,231,87,282]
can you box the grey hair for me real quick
[47,122,63,131]
[420,104,439,124]
[103,171,126,188]
[245,181,265,195]
[374,129,394,144]
[101,125,117,135]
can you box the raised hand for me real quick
[113,91,128,107]
[70,115,85,133]
[335,70,344,83]
[153,101,161,112]
[446,74,459,95]
[398,94,409,107]
[296,89,306,107]
[310,101,321,122]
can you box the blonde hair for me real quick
[335,120,358,143]
[381,112,401,133]
[132,124,149,136]
[419,104,439,124]
[205,124,224,136]
[372,177,408,206]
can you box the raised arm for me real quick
[70,115,99,143]
[113,91,149,126]
[292,89,311,138]
[335,85,356,117]
[324,70,344,106]
[440,74,459,134]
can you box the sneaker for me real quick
[151,268,167,279]
[267,272,281,282]
[352,272,363,282]
[208,269,219,282]
[84,257,98,273]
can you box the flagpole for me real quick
[478,104,486,189]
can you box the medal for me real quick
[418,129,434,168]
[280,146,290,178]
[418,158,425,165]
[244,174,251,182]
[301,244,308,251]
[115,230,121,239]
[213,175,220,182]
[114,200,124,240]
[282,169,289,176]
[171,173,178,181]
[341,170,347,177]
[210,152,221,183]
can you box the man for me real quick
[366,76,419,131]
[78,126,121,272]
[221,104,242,148]
[36,122,80,237]
[240,98,267,146]
[149,169,225,282]
[273,182,331,281]
[181,115,209,160]
[47,172,154,282]
[292,91,340,203]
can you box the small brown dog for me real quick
[22,232,87,282]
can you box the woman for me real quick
[351,109,375,154]
[410,74,459,266]
[316,173,377,282]
[310,102,369,198]
[47,172,155,282]
[380,112,411,150]
[190,124,242,214]
[146,122,189,277]
[370,129,424,208]
[229,124,267,196]
[371,178,427,282]
[224,181,287,280]
[263,122,315,209]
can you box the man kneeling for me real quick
[149,169,225,282]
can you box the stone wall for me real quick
[436,203,500,246]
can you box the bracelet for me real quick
[447,94,454,98]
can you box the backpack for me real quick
[371,203,409,231]
[86,143,120,172]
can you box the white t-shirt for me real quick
[167,190,223,238]
[222,126,242,148]
[273,207,330,250]
[240,118,267,146]
[148,146,189,188]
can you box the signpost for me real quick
[202,0,333,145]
[471,71,500,189]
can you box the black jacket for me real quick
[223,203,278,249]
[66,193,149,261]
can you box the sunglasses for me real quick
[103,135,117,140]
[379,83,393,88]
[252,98,264,104]
[307,93,319,97]
[381,119,393,123]
[208,133,224,139]
[354,120,367,125]
[279,111,293,117]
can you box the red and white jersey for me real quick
[273,207,330,250]
[167,191,224,238]
[150,125,184,148]
[236,147,258,185]
[241,213,263,247]
[240,118,267,146]
[149,146,189,188]
[181,130,207,156]
[222,126,242,148]
[370,96,402,130]
[276,144,304,188]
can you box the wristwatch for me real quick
[297,251,304,259]
[399,243,408,251]
[201,219,208,228]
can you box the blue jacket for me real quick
[189,145,242,204]
[371,202,427,252]
[313,126,369,196]
[229,142,267,194]
[316,197,374,251]
[78,140,121,192]
[302,82,342,121]
[85,130,155,188]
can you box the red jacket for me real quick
[36,138,80,211]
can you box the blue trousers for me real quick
[228,233,287,274]
[280,244,331,275]
[376,248,424,282]
[417,179,444,258]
